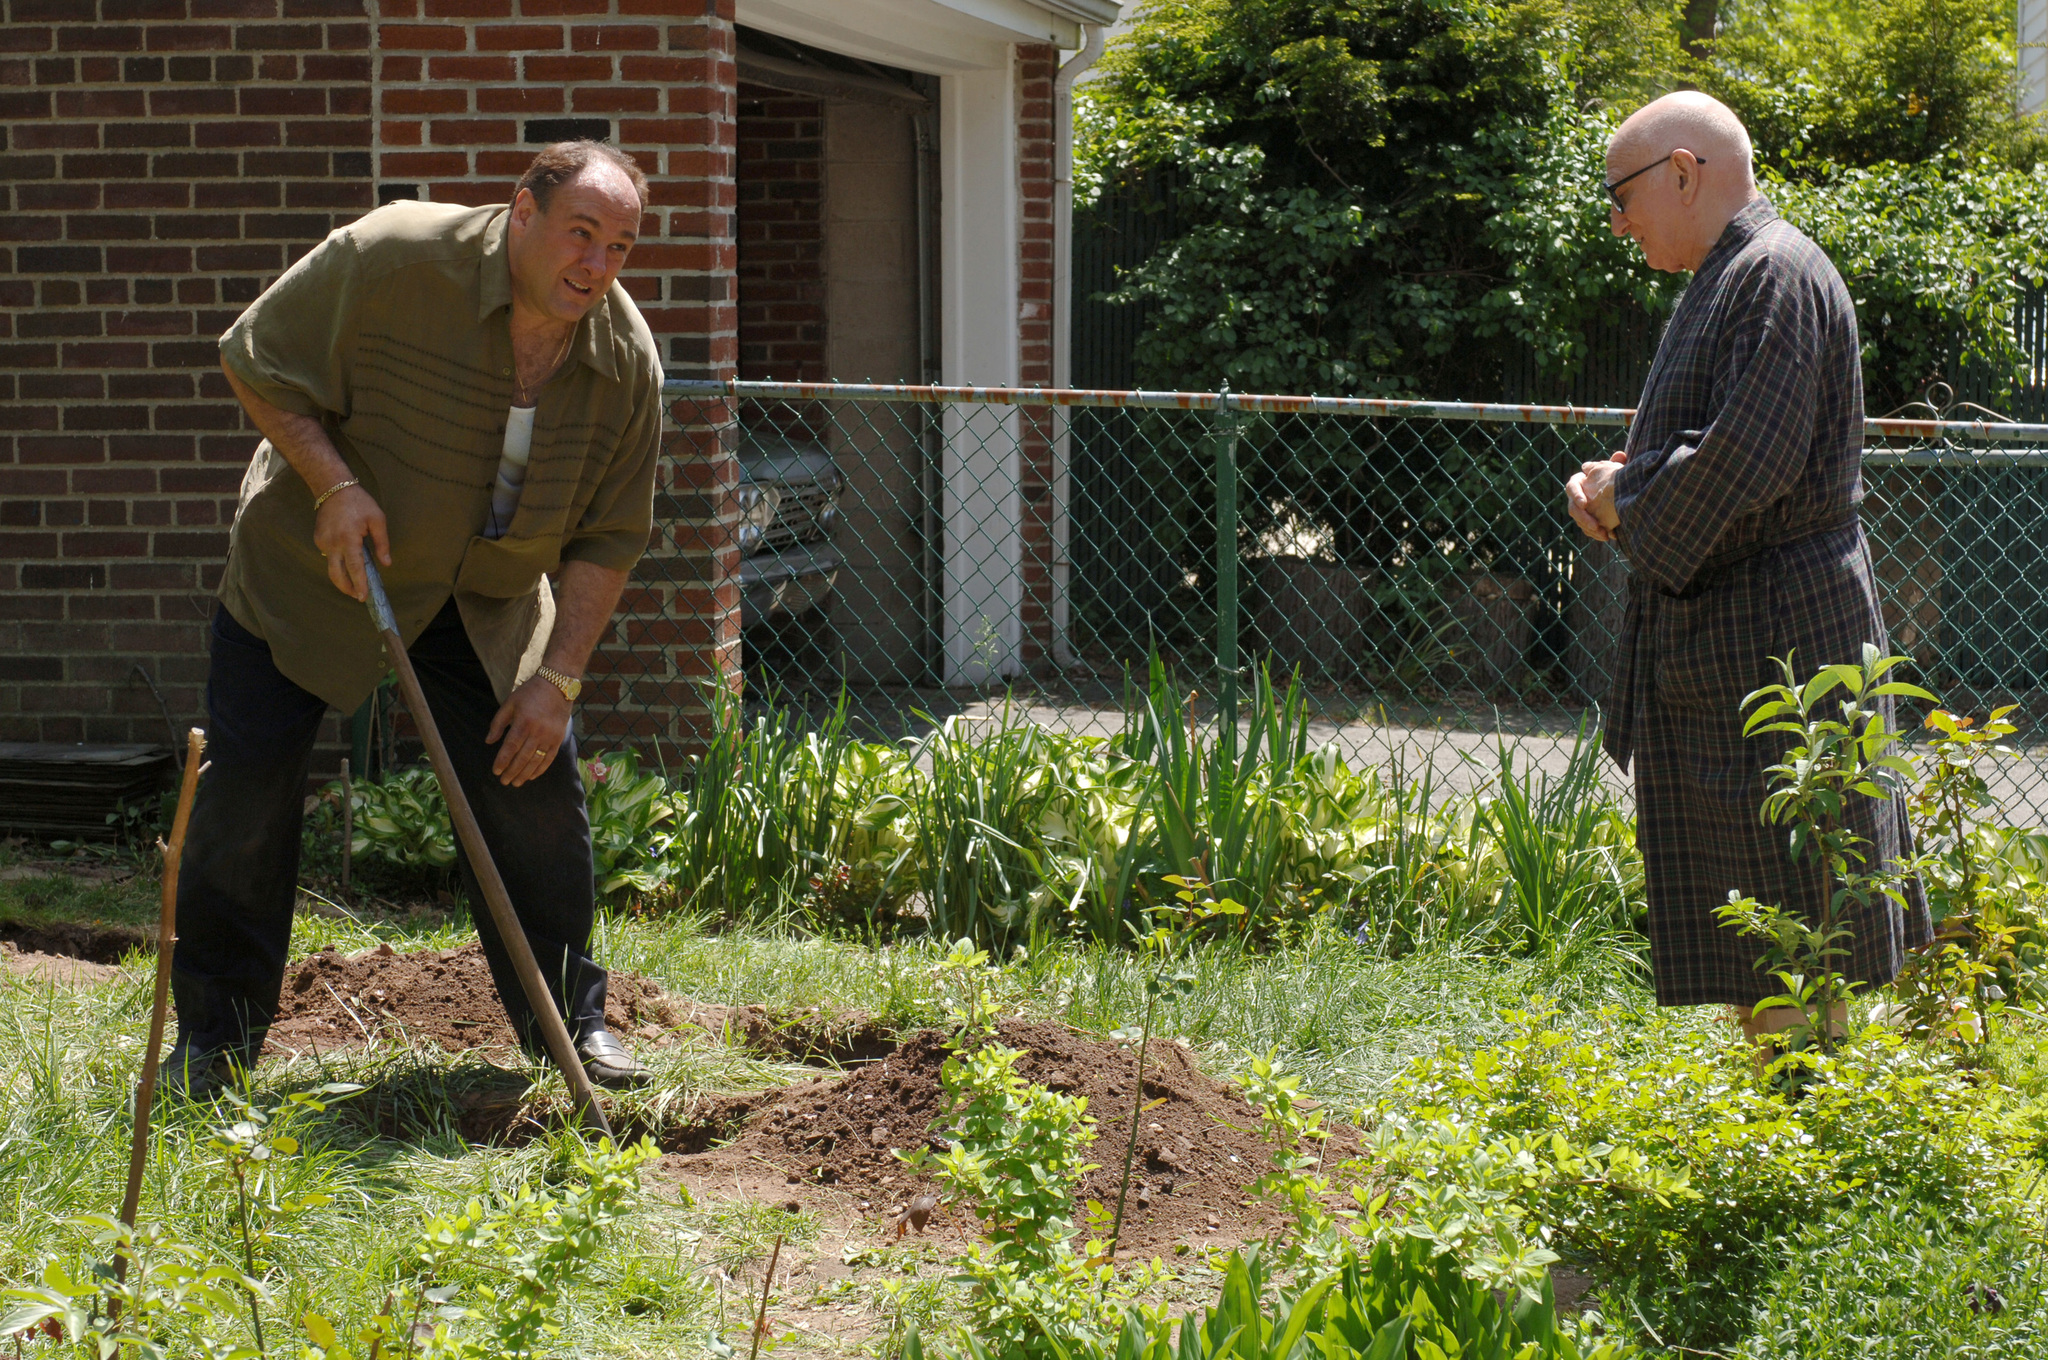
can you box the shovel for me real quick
[360,556,613,1139]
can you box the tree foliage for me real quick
[1692,0,2043,175]
[1079,0,2048,407]
[1082,0,1683,395]
[1767,156,2048,411]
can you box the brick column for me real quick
[735,84,823,385]
[1015,42,1056,672]
[0,0,372,746]
[638,2,741,755]
[734,83,824,446]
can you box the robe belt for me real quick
[1602,508,1861,769]
[1675,507,1862,598]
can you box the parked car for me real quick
[737,431,843,629]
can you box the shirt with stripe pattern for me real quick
[217,199,662,713]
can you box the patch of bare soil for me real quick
[201,944,1307,1259]
[662,1019,1301,1260]
[265,942,683,1056]
[0,919,148,965]
[1,940,123,986]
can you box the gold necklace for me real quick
[513,324,574,407]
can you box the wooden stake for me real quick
[748,1233,785,1360]
[116,727,207,1285]
[360,557,612,1139]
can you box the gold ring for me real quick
[534,748,547,758]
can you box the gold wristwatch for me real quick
[535,665,582,703]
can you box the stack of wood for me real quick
[0,744,174,842]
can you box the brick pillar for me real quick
[1015,42,1056,672]
[0,0,372,747]
[372,0,740,754]
[600,1,739,753]
[735,84,823,385]
[735,83,824,446]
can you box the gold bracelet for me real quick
[312,477,359,513]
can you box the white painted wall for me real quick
[738,0,1073,74]
[2025,0,2048,115]
[939,62,1024,684]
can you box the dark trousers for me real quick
[173,600,607,1064]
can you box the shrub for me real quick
[898,1027,1161,1360]
[1728,1198,2048,1359]
[910,1238,1634,1360]
[1379,1009,2022,1350]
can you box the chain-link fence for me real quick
[589,380,2048,819]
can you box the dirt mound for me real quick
[679,1002,897,1066]
[2,940,123,986]
[1,919,148,964]
[664,1019,1297,1258]
[265,942,682,1056]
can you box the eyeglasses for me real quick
[1603,152,1706,211]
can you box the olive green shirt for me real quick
[217,200,662,713]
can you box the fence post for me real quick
[1213,397,1242,731]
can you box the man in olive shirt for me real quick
[171,142,662,1094]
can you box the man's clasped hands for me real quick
[1565,450,1628,544]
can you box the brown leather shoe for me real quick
[575,1028,651,1089]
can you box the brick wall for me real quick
[0,0,373,748]
[0,0,742,759]
[1014,42,1057,671]
[734,83,823,384]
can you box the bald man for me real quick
[1566,93,1928,1043]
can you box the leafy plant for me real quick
[1728,1197,2048,1360]
[671,684,909,927]
[1107,875,1237,1251]
[1123,657,1312,936]
[1893,704,2033,1046]
[899,1030,1160,1360]
[305,1137,660,1360]
[1237,1048,1351,1267]
[884,705,1067,952]
[348,769,458,872]
[1478,723,1638,956]
[580,749,679,899]
[909,1237,1632,1360]
[1383,1007,2016,1351]
[205,1086,360,1352]
[1716,648,1933,1060]
[3,1215,269,1360]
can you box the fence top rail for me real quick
[665,378,1635,425]
[663,377,2048,443]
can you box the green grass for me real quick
[0,849,1668,1359]
[7,845,2048,1360]
[606,911,1664,1111]
[0,839,162,936]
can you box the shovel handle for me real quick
[360,557,612,1138]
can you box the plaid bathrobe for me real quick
[1606,196,1930,1008]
